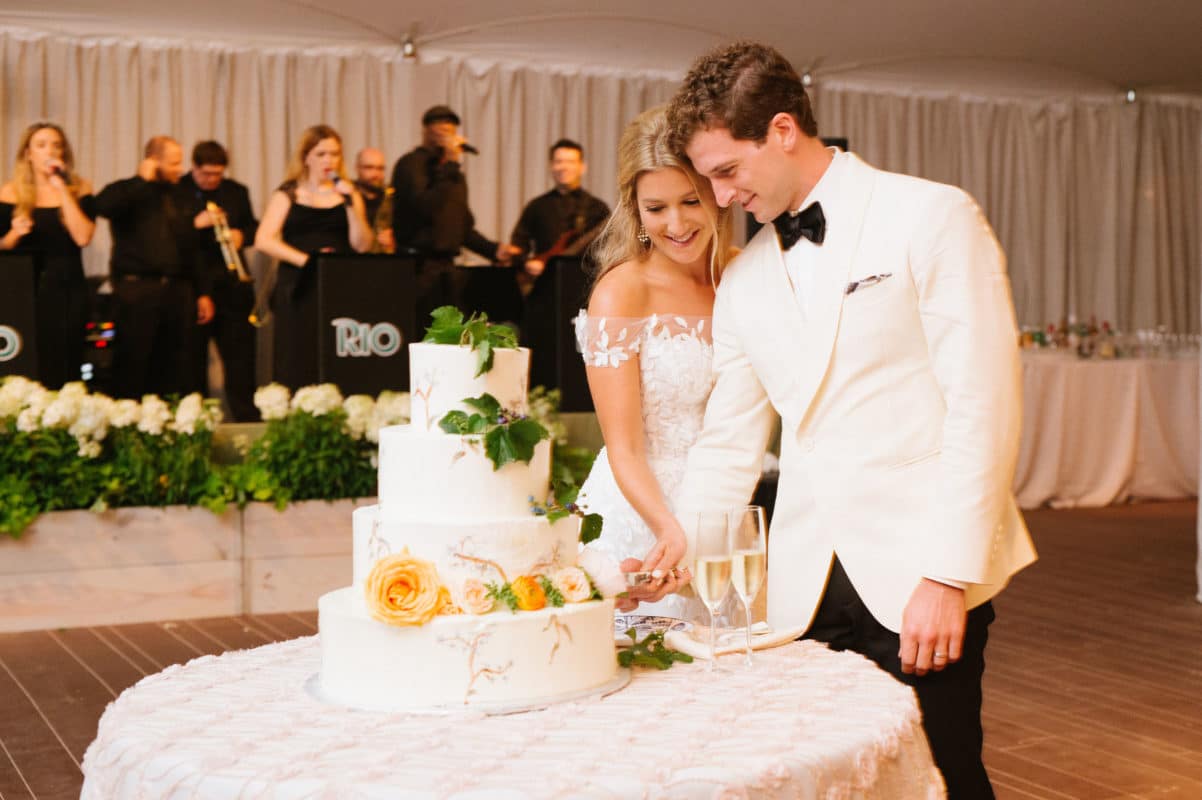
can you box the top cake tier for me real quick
[408,343,530,433]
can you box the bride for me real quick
[575,107,732,615]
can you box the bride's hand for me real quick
[640,523,688,575]
[619,557,692,611]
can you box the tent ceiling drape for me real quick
[1,2,1200,332]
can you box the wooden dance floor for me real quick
[0,501,1199,799]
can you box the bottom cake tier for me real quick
[318,587,618,711]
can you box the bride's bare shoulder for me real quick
[587,260,650,319]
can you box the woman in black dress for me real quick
[0,122,97,388]
[255,124,372,390]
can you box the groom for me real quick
[659,42,1037,798]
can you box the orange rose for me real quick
[364,553,448,626]
[510,575,546,611]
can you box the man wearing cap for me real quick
[390,105,520,322]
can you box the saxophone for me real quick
[207,201,271,327]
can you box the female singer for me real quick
[0,123,96,388]
[255,125,372,390]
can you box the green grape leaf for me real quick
[579,513,603,544]
[438,410,471,435]
[424,306,466,343]
[464,393,501,418]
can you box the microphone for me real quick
[50,165,68,180]
[460,143,480,156]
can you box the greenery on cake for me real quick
[527,455,603,544]
[485,567,597,613]
[439,393,550,470]
[618,630,695,670]
[422,306,519,377]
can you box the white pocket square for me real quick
[845,272,893,295]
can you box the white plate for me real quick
[614,614,693,646]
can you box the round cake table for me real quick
[81,637,944,799]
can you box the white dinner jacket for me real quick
[675,152,1037,634]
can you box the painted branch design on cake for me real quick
[542,614,573,665]
[413,374,437,431]
[440,630,513,704]
[367,517,391,562]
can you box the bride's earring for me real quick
[637,225,651,249]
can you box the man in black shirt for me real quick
[95,136,212,399]
[510,139,610,389]
[390,105,520,323]
[510,138,610,284]
[354,147,394,253]
[176,140,259,421]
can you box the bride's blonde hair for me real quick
[589,106,731,289]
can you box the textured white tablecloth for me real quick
[80,636,944,799]
[1015,354,1200,509]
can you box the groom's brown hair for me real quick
[667,41,818,154]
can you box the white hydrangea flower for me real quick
[41,392,80,429]
[342,394,375,440]
[76,438,102,459]
[367,390,410,443]
[138,394,172,436]
[109,399,141,428]
[253,383,292,421]
[199,398,223,431]
[0,376,42,418]
[171,393,204,434]
[291,383,343,416]
[69,394,113,442]
[58,381,89,399]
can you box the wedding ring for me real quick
[933,652,947,659]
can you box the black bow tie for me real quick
[773,201,826,250]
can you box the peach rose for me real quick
[364,553,448,626]
[510,575,546,611]
[457,578,495,615]
[551,567,592,603]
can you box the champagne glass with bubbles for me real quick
[730,506,768,667]
[690,510,733,671]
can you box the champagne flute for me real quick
[730,506,767,667]
[690,510,732,671]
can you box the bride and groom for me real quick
[575,41,1036,799]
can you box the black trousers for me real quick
[112,276,196,399]
[198,280,258,421]
[803,557,995,800]
[413,258,464,330]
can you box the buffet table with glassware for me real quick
[1014,351,1200,509]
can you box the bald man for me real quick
[354,147,394,253]
[95,135,213,398]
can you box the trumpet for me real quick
[206,201,272,327]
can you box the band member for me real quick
[353,147,395,253]
[510,138,610,282]
[390,105,520,322]
[255,125,372,390]
[176,140,259,421]
[510,139,610,388]
[0,122,96,388]
[95,136,212,399]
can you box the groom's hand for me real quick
[899,579,966,676]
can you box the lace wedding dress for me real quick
[574,311,714,618]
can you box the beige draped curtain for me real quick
[812,81,1202,333]
[2,25,1199,332]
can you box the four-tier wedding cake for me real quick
[318,318,620,711]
